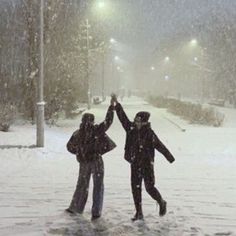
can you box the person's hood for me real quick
[134,111,150,122]
[82,113,95,124]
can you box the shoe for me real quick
[91,215,101,221]
[65,208,75,215]
[131,211,144,221]
[159,200,167,217]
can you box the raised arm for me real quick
[152,131,175,163]
[96,105,114,134]
[115,102,132,132]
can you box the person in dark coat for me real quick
[112,95,175,221]
[66,98,115,220]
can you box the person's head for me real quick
[134,111,150,130]
[81,113,95,128]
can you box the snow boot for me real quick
[159,200,167,217]
[91,215,101,221]
[131,211,144,221]
[65,208,76,215]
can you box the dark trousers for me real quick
[69,157,104,216]
[131,162,163,213]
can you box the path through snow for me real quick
[0,97,236,235]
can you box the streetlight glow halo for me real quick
[110,38,116,44]
[98,1,105,9]
[165,56,170,62]
[190,39,198,46]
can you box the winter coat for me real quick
[115,103,175,165]
[67,105,115,162]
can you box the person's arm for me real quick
[67,130,79,155]
[96,104,114,134]
[115,102,132,132]
[152,131,175,163]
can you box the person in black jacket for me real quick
[112,95,175,221]
[66,97,115,221]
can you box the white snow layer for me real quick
[0,97,236,236]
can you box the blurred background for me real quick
[1,0,236,123]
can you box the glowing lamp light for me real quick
[98,1,105,9]
[190,39,198,46]
[110,38,116,44]
[165,56,170,62]
[165,75,169,81]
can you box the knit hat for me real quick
[134,111,150,122]
[82,113,95,124]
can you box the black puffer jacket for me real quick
[115,103,175,165]
[67,105,115,162]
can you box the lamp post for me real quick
[85,18,91,110]
[101,46,105,101]
[36,0,45,147]
[84,0,108,108]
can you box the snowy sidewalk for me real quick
[0,97,236,236]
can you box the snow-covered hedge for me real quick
[0,103,17,132]
[149,96,224,127]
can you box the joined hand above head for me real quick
[110,93,118,106]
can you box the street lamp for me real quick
[190,39,198,46]
[98,1,105,9]
[36,0,45,147]
[165,75,170,81]
[84,19,91,109]
[93,0,109,15]
[151,66,155,71]
[165,56,170,62]
[101,37,117,101]
[110,38,116,44]
[111,54,122,93]
[84,0,109,109]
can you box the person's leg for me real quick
[91,157,104,219]
[131,164,143,220]
[68,162,91,214]
[143,163,167,216]
[143,163,163,203]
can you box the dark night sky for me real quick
[103,0,236,59]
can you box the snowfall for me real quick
[0,97,235,236]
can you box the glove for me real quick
[110,93,118,106]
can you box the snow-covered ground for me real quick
[0,97,236,236]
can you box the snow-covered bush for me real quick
[212,109,225,127]
[0,103,16,132]
[148,96,224,127]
